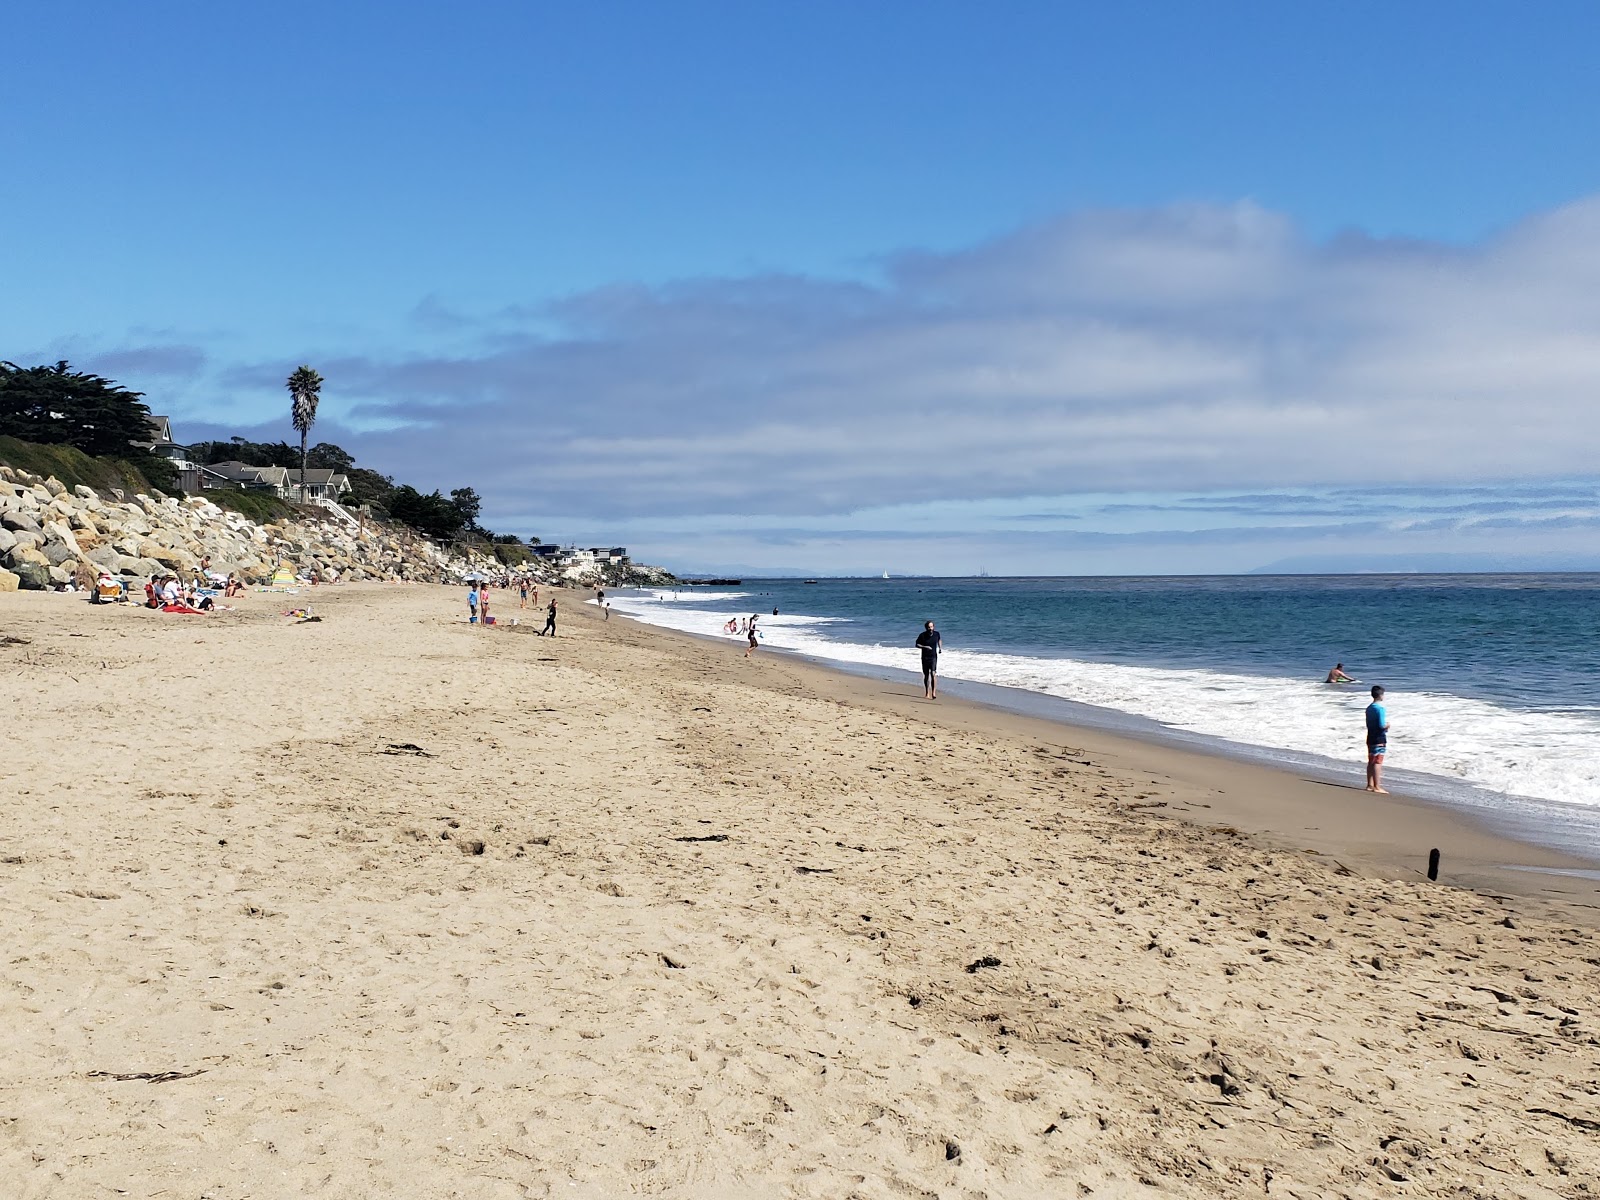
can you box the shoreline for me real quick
[600,599,1600,908]
[5,582,1598,1196]
[611,577,1600,863]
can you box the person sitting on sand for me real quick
[224,573,242,598]
[161,575,181,606]
[1326,662,1354,683]
[1365,685,1390,793]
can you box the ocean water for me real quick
[607,575,1600,856]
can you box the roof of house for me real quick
[132,415,175,449]
[206,460,266,479]
[206,461,293,486]
[288,469,350,487]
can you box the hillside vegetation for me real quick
[0,436,156,496]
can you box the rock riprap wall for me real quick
[0,465,482,591]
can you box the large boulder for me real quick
[42,539,79,567]
[42,520,81,551]
[6,544,49,570]
[0,567,18,592]
[0,527,14,557]
[11,560,50,589]
[2,511,41,535]
[86,544,122,570]
[42,477,67,498]
[41,523,84,566]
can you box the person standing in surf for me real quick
[1326,662,1354,683]
[915,620,942,699]
[1365,685,1389,793]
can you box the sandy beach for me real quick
[3,583,1598,1199]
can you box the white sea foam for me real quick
[631,589,751,604]
[610,591,1600,812]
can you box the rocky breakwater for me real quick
[0,464,487,592]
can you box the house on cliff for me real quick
[201,462,351,503]
[201,461,293,495]
[133,415,202,494]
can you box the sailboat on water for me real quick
[881,571,890,580]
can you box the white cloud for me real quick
[304,195,1600,525]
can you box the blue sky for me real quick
[6,1,1600,573]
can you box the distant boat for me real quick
[803,579,818,585]
[881,571,890,580]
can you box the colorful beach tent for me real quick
[271,565,297,587]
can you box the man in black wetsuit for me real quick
[541,597,557,636]
[915,620,942,699]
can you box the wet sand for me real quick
[2,583,1597,1198]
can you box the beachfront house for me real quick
[133,415,202,494]
[287,468,352,503]
[199,462,351,505]
[201,461,295,497]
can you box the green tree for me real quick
[307,441,355,472]
[285,365,323,501]
[189,436,298,468]
[449,486,482,532]
[0,360,157,457]
[387,485,463,540]
[343,466,394,507]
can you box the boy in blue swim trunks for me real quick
[1365,685,1389,793]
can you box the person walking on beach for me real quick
[915,620,942,699]
[744,613,760,658]
[542,597,557,636]
[1326,662,1354,683]
[519,578,529,610]
[1365,685,1390,793]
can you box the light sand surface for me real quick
[3,584,1598,1199]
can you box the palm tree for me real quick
[285,366,323,502]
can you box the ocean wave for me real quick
[609,591,1600,812]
